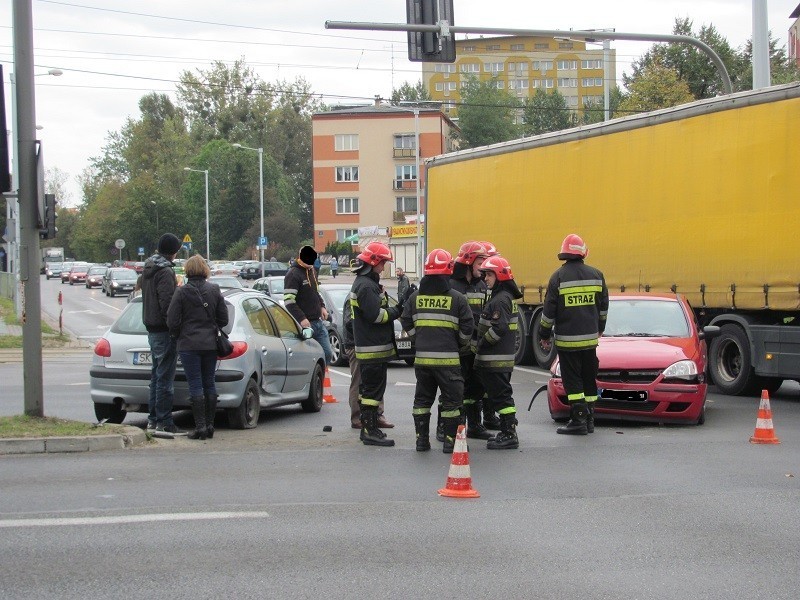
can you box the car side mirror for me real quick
[699,325,721,340]
[301,327,314,340]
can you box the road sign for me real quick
[258,236,268,248]
[138,247,145,256]
[182,242,192,252]
[114,239,125,249]
[183,234,192,243]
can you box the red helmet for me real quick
[356,241,393,266]
[478,241,500,258]
[479,256,514,281]
[558,234,588,260]
[424,248,455,276]
[455,241,486,265]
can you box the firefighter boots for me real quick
[413,414,431,452]
[205,393,218,439]
[557,401,589,435]
[465,401,493,440]
[487,413,519,449]
[435,404,445,442]
[483,402,501,430]
[187,396,207,440]
[360,407,395,447]
[441,417,461,454]
[586,402,595,434]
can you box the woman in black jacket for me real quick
[167,255,228,440]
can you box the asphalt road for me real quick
[1,274,798,599]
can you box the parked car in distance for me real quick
[547,294,720,426]
[317,283,414,367]
[59,262,75,283]
[241,261,290,279]
[67,262,91,285]
[210,262,239,277]
[252,276,285,303]
[85,265,108,288]
[90,290,325,429]
[45,262,65,279]
[102,267,138,297]
[208,276,245,290]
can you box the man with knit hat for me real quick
[284,245,333,364]
[141,232,184,436]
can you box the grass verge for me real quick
[0,415,129,438]
[0,297,73,348]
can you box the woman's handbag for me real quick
[191,284,233,357]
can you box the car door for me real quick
[260,298,317,394]
[239,297,287,396]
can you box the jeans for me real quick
[311,318,333,365]
[147,331,177,426]
[179,350,218,397]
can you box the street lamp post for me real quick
[183,167,210,260]
[232,143,265,278]
[149,200,159,233]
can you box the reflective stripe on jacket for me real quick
[474,288,518,372]
[349,271,400,363]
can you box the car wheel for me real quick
[300,363,324,413]
[94,402,126,424]
[46,275,50,280]
[328,329,345,366]
[708,324,760,396]
[109,290,115,297]
[531,307,557,369]
[228,378,260,429]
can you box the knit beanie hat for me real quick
[158,233,182,255]
[299,245,317,265]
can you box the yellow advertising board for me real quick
[390,224,424,238]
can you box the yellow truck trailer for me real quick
[425,83,800,395]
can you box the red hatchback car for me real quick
[547,294,720,426]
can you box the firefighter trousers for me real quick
[558,348,599,403]
[477,369,516,415]
[412,367,464,417]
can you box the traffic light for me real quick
[41,193,57,240]
[406,0,455,63]
[0,65,10,193]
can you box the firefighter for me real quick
[448,241,494,441]
[475,255,524,449]
[538,234,609,435]
[349,241,403,447]
[401,249,473,453]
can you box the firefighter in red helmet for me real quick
[401,249,473,453]
[349,241,402,446]
[475,255,524,449]
[538,234,609,435]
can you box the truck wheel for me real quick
[513,306,530,365]
[709,324,760,396]
[531,308,557,369]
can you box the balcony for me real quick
[392,210,418,223]
[393,147,418,159]
[393,179,418,191]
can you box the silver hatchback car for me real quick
[90,289,325,429]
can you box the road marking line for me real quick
[514,366,549,375]
[0,511,271,528]
[91,297,122,312]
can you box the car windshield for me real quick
[209,276,243,289]
[324,287,350,311]
[88,266,106,274]
[603,299,690,338]
[113,270,138,281]
[71,263,90,271]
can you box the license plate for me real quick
[598,388,648,401]
[396,340,411,350]
[133,351,152,365]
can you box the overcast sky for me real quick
[2,0,799,206]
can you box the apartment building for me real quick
[421,35,616,118]
[790,4,800,66]
[311,103,458,276]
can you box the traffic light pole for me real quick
[14,0,44,416]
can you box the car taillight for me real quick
[219,341,247,360]
[94,338,111,357]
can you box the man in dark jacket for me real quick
[141,233,183,436]
[396,267,411,304]
[284,245,332,364]
[538,234,609,435]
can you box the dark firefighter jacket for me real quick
[474,280,522,372]
[349,270,401,363]
[283,261,325,324]
[538,259,609,351]
[141,253,177,333]
[450,264,488,354]
[400,275,473,368]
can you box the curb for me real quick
[0,426,147,455]
[0,348,92,363]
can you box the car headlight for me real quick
[662,360,698,381]
[112,282,119,287]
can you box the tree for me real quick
[390,80,431,104]
[521,89,575,136]
[737,35,800,89]
[456,76,520,148]
[618,59,695,114]
[581,86,625,124]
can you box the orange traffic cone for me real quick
[750,390,780,444]
[322,367,338,403]
[438,425,480,498]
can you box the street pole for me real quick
[204,169,210,260]
[14,0,44,416]
[258,147,264,278]
[603,39,611,121]
[413,108,422,277]
[752,0,771,90]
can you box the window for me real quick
[558,78,578,88]
[266,303,301,339]
[508,61,529,72]
[396,165,417,181]
[335,166,359,182]
[435,82,444,92]
[565,96,579,107]
[583,95,604,106]
[581,77,604,87]
[242,298,277,337]
[463,45,476,52]
[435,64,456,73]
[334,134,358,151]
[492,80,505,89]
[486,44,501,51]
[581,59,603,69]
[557,60,578,70]
[396,196,417,212]
[336,197,359,214]
[533,60,553,71]
[394,134,416,150]
[510,43,525,51]
[509,80,529,90]
[558,42,574,50]
[545,79,554,89]
[484,62,504,73]
[443,101,455,113]
[535,42,549,49]
[338,229,357,243]
[446,82,457,91]
[460,63,480,73]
